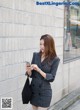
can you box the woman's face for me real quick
[40,39,45,53]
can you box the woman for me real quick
[26,34,60,110]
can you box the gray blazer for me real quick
[30,52,60,82]
[30,52,60,107]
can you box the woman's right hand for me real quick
[26,65,32,76]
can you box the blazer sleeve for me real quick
[44,57,60,82]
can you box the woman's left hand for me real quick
[31,64,40,72]
[31,64,46,78]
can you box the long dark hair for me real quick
[39,34,57,62]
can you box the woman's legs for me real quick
[32,105,38,110]
[38,107,48,110]
[31,104,48,110]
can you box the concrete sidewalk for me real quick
[65,99,80,110]
[48,88,80,110]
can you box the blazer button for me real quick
[32,92,34,94]
[39,85,41,88]
[39,93,41,95]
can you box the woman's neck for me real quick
[41,53,45,58]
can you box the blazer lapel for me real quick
[37,52,42,68]
[38,52,48,67]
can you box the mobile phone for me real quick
[26,61,31,67]
[25,61,31,76]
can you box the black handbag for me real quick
[21,76,32,104]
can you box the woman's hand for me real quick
[31,64,40,72]
[26,65,33,76]
[31,64,46,78]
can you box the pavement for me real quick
[48,88,80,110]
[65,99,80,110]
